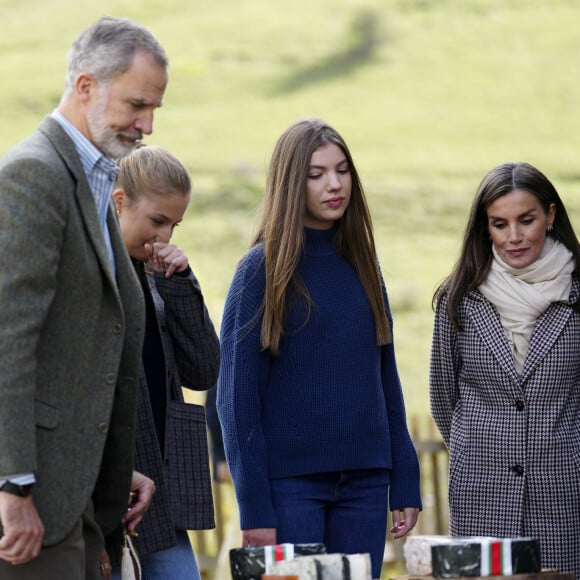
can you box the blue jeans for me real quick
[112,530,200,580]
[270,469,390,580]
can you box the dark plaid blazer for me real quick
[430,278,580,577]
[109,266,220,563]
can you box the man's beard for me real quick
[87,93,142,159]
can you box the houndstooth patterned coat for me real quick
[430,278,580,577]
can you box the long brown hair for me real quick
[434,161,580,327]
[253,117,390,355]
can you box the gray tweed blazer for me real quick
[0,117,145,545]
[430,279,580,576]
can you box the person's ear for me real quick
[547,202,556,231]
[75,73,98,103]
[112,189,126,215]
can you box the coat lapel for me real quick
[466,290,521,384]
[467,278,579,386]
[521,277,579,382]
[38,117,118,289]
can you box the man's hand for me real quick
[0,494,44,565]
[121,471,155,532]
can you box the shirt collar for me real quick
[50,109,118,178]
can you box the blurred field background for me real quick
[3,0,580,413]
[3,0,580,575]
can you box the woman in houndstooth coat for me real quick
[430,162,580,577]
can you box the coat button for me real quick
[105,373,116,384]
[98,423,108,433]
[511,464,524,476]
[112,323,122,334]
[515,400,525,411]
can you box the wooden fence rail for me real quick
[410,415,449,537]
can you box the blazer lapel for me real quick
[39,117,118,288]
[467,291,521,384]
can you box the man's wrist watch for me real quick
[0,481,34,497]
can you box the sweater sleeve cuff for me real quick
[239,505,278,531]
[389,476,422,511]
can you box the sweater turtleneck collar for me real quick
[303,225,338,256]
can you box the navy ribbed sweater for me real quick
[217,227,421,529]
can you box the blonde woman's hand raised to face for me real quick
[144,242,189,278]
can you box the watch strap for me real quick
[0,481,34,497]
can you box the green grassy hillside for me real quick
[2,0,580,416]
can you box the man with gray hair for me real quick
[0,16,169,579]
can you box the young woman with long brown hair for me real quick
[218,118,421,579]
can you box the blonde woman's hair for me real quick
[116,145,191,201]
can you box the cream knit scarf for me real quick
[478,237,574,374]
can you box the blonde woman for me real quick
[108,146,219,580]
